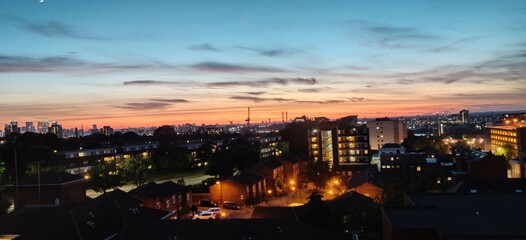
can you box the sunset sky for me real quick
[1,0,525,128]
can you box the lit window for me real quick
[416,165,421,172]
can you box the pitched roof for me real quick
[17,199,171,240]
[0,205,77,235]
[118,219,350,240]
[14,172,86,186]
[261,159,283,169]
[251,206,300,221]
[231,171,264,185]
[128,181,189,199]
[385,194,526,237]
[94,189,143,205]
[380,143,403,149]
[446,178,526,194]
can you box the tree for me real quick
[277,141,290,154]
[196,142,216,167]
[304,160,332,190]
[87,161,123,193]
[122,157,153,187]
[345,196,381,239]
[0,161,11,215]
[304,192,331,227]
[496,144,517,160]
[228,139,259,170]
[206,148,235,179]
[25,146,65,176]
[153,125,176,137]
[151,145,191,171]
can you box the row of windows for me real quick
[382,165,421,171]
[490,129,517,137]
[490,136,517,143]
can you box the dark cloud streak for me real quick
[208,77,316,88]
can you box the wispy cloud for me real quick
[349,20,439,49]
[239,46,302,57]
[115,102,171,110]
[387,50,526,85]
[298,87,333,93]
[243,91,266,95]
[208,77,316,88]
[191,62,286,73]
[124,80,180,86]
[348,97,365,102]
[432,37,479,53]
[295,100,345,104]
[230,96,293,103]
[149,98,189,103]
[0,55,174,73]
[5,16,107,40]
[189,43,220,51]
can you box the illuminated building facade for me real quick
[366,118,407,150]
[49,121,63,138]
[308,121,370,174]
[485,113,526,159]
[460,109,469,124]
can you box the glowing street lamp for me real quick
[216,181,222,205]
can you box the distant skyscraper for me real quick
[37,120,49,133]
[4,121,20,135]
[49,121,63,138]
[366,118,408,150]
[25,122,35,133]
[460,109,469,124]
[102,126,113,136]
[91,124,99,134]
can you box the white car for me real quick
[207,207,221,215]
[193,211,215,220]
[207,207,225,218]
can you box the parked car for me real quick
[193,211,215,220]
[206,207,222,216]
[223,201,241,210]
[199,199,218,207]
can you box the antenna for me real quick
[245,107,251,128]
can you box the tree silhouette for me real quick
[25,146,65,176]
[87,161,123,193]
[122,157,153,187]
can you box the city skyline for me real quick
[1,0,526,128]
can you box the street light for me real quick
[216,181,222,206]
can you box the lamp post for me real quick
[216,181,222,206]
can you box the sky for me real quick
[1,0,525,128]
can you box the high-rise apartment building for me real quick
[25,122,36,133]
[49,121,63,138]
[308,120,370,175]
[4,121,20,135]
[460,109,469,124]
[102,126,114,136]
[366,118,407,150]
[37,120,49,133]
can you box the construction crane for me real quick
[245,107,251,128]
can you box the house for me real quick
[350,182,384,203]
[128,181,191,217]
[249,159,284,194]
[277,155,301,189]
[382,194,526,240]
[118,219,350,240]
[210,171,266,206]
[0,190,171,240]
[6,172,88,210]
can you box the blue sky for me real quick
[1,0,525,127]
